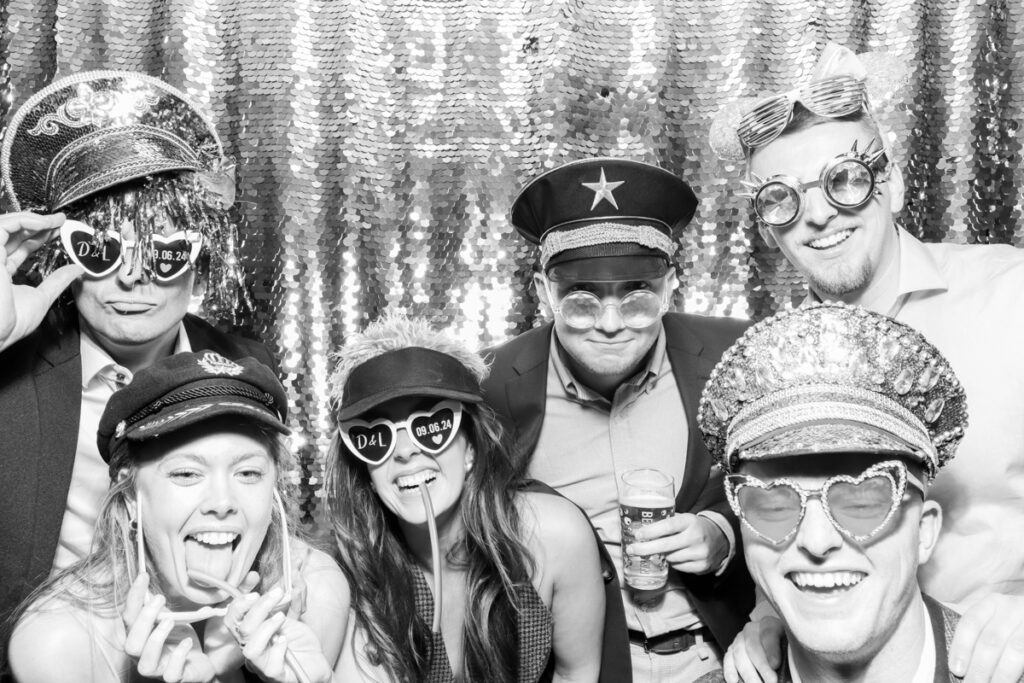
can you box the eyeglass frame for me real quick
[741,141,891,228]
[59,219,204,282]
[725,459,925,547]
[543,280,671,331]
[338,398,465,466]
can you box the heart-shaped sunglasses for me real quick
[725,460,925,546]
[339,399,463,465]
[60,220,203,282]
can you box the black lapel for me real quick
[503,325,553,458]
[28,318,83,584]
[924,594,963,683]
[662,314,717,511]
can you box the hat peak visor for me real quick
[336,346,483,421]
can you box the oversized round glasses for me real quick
[339,399,463,465]
[743,143,890,228]
[736,74,867,149]
[725,460,924,546]
[60,219,203,282]
[743,142,890,228]
[549,289,669,330]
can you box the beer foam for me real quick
[620,492,674,508]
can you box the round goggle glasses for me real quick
[549,288,669,330]
[60,219,203,282]
[339,399,463,466]
[725,460,924,546]
[741,141,890,228]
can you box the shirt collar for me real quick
[549,324,668,402]
[891,226,947,300]
[803,227,947,313]
[79,322,191,388]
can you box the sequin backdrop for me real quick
[3,0,1022,527]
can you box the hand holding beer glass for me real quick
[620,468,675,590]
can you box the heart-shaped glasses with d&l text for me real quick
[60,220,203,282]
[339,399,464,465]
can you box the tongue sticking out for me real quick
[185,535,236,582]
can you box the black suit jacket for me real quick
[482,313,756,682]
[0,311,276,633]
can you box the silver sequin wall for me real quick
[3,0,1022,529]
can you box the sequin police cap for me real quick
[510,158,697,281]
[698,303,967,480]
[1,70,231,212]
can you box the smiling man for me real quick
[713,43,1024,683]
[0,71,275,665]
[698,303,969,683]
[483,158,754,683]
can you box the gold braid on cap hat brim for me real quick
[726,384,935,463]
[540,222,675,268]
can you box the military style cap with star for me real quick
[698,303,967,480]
[510,157,697,281]
[97,351,288,470]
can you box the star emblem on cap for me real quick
[581,168,624,210]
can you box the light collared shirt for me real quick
[529,325,735,636]
[51,323,191,571]
[787,597,935,683]
[808,227,1024,609]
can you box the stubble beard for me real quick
[808,258,874,300]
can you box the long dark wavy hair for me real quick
[325,317,535,683]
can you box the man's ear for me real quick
[758,222,779,249]
[887,164,906,214]
[190,271,206,299]
[664,267,679,291]
[533,272,552,313]
[917,499,942,565]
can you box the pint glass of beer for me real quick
[620,468,675,589]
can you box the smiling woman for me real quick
[7,352,349,683]
[324,316,606,683]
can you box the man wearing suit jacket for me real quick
[0,71,276,669]
[483,158,754,683]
